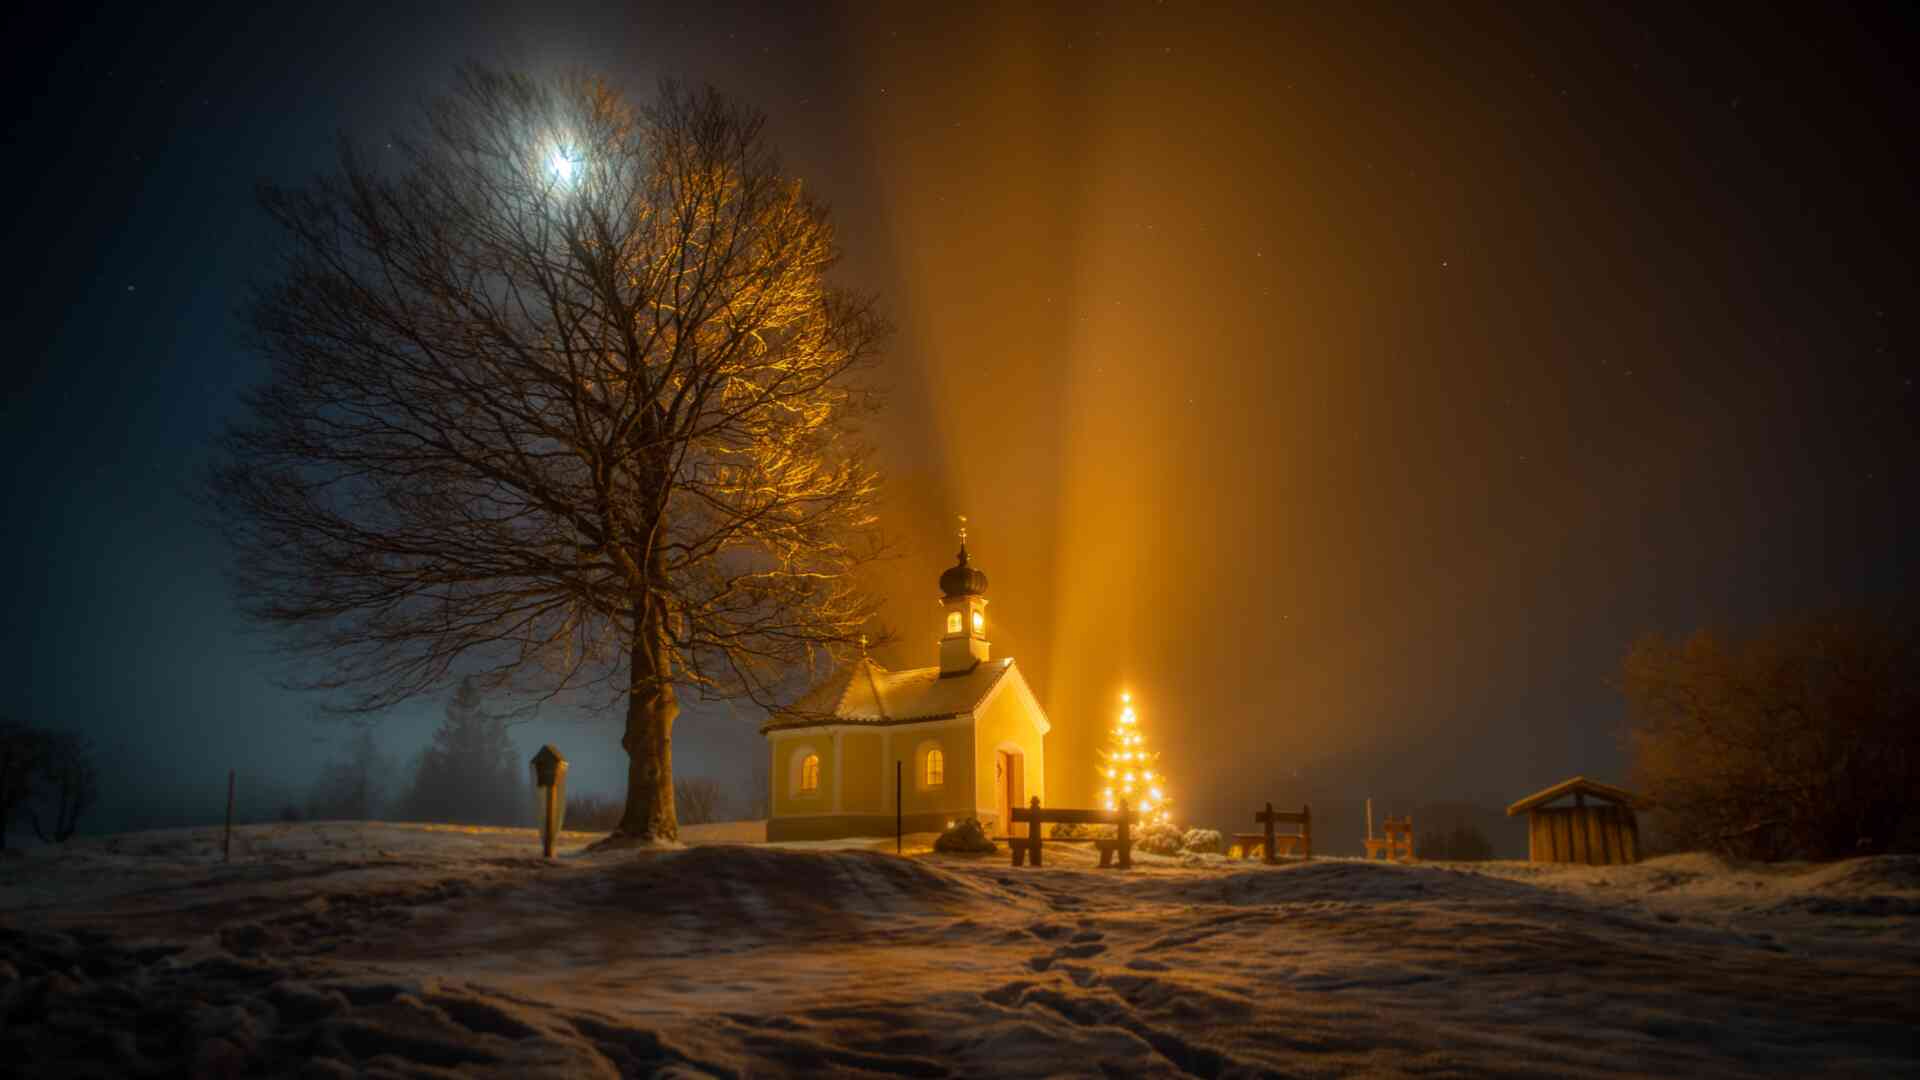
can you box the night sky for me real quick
[5,3,1915,837]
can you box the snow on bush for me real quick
[1181,828,1223,855]
[935,817,997,854]
[1048,822,1118,839]
[1138,821,1185,856]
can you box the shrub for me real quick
[564,793,624,833]
[1049,821,1090,840]
[675,777,726,825]
[1137,821,1185,856]
[1417,821,1493,861]
[1181,828,1223,855]
[935,817,997,854]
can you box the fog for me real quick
[6,4,1913,841]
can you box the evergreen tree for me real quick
[400,677,524,825]
[1097,692,1173,826]
[307,727,391,821]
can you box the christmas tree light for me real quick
[1098,691,1173,826]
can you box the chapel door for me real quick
[994,752,1008,837]
[996,750,1023,837]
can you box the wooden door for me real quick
[995,750,1023,837]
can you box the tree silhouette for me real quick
[1623,612,1920,859]
[400,677,523,825]
[307,728,392,822]
[25,730,98,844]
[0,721,47,851]
[202,68,889,843]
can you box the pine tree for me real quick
[400,677,523,825]
[1097,692,1172,825]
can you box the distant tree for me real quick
[25,731,98,844]
[399,677,524,825]
[307,728,392,821]
[740,756,770,821]
[1417,820,1493,861]
[1622,613,1920,860]
[0,721,48,852]
[201,66,889,846]
[563,792,624,832]
[673,776,725,826]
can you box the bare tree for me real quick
[1622,612,1920,860]
[743,754,771,821]
[203,68,889,844]
[307,728,392,822]
[0,721,47,852]
[26,731,98,844]
[673,775,725,825]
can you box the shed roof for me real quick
[1505,776,1653,816]
[761,656,1043,733]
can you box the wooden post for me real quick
[529,746,568,859]
[1366,797,1373,843]
[1028,796,1043,867]
[223,769,236,862]
[1302,803,1313,860]
[1117,799,1132,870]
[1262,801,1277,866]
[896,760,902,855]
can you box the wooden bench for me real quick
[1233,802,1312,863]
[1363,816,1414,861]
[1008,797,1137,869]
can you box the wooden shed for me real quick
[1505,776,1652,865]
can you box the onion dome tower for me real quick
[938,516,991,676]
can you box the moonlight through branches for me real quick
[203,68,892,842]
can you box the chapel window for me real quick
[925,748,944,788]
[800,753,820,794]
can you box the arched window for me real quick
[971,610,984,634]
[946,611,962,634]
[925,747,944,788]
[800,753,820,794]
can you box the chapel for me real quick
[762,524,1050,841]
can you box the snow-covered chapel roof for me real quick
[761,656,1045,734]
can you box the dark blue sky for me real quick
[4,3,1916,834]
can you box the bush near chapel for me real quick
[936,817,997,854]
[1181,828,1224,855]
[1137,821,1186,856]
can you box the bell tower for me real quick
[937,516,990,676]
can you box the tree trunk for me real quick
[617,589,679,841]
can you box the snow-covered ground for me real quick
[3,822,1915,1077]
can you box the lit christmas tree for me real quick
[1098,691,1172,825]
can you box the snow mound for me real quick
[1136,858,1546,907]
[1794,855,1920,895]
[578,845,1021,922]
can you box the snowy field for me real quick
[3,822,1917,1077]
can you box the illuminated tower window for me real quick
[971,610,984,634]
[947,611,962,634]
